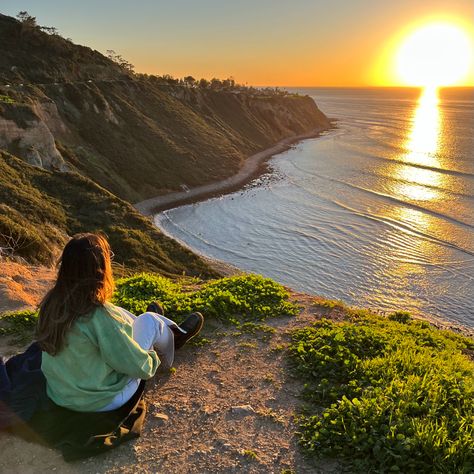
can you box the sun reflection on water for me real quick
[397,86,442,201]
[370,87,447,304]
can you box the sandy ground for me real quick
[0,288,343,474]
[134,127,328,216]
[0,260,56,313]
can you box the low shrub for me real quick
[388,310,412,324]
[0,94,15,104]
[113,273,298,323]
[0,309,38,343]
[0,205,60,264]
[289,314,474,473]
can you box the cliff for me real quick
[0,14,329,203]
[0,13,330,271]
[1,80,329,203]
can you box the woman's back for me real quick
[37,233,202,414]
[41,303,159,412]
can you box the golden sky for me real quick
[3,0,474,86]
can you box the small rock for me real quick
[230,405,255,415]
[152,413,169,425]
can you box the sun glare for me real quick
[395,22,472,87]
[396,86,442,201]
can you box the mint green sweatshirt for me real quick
[41,303,160,412]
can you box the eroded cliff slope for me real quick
[0,13,329,202]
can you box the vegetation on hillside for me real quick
[10,10,300,98]
[113,273,298,322]
[289,306,474,473]
[0,12,126,84]
[0,151,215,276]
[0,12,330,203]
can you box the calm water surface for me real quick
[156,87,474,328]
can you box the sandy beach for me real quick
[134,127,329,216]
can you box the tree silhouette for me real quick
[16,11,37,28]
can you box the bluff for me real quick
[0,13,330,273]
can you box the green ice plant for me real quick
[112,273,298,323]
[289,313,474,473]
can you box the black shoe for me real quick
[146,301,164,314]
[173,312,204,350]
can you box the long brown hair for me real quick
[37,233,115,355]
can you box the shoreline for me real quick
[134,126,330,216]
[153,218,474,338]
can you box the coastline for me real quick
[134,126,330,216]
[153,216,474,338]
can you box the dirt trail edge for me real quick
[0,294,342,474]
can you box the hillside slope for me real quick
[0,151,215,275]
[0,13,329,272]
[0,13,330,203]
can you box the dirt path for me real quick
[0,294,342,474]
[134,128,328,216]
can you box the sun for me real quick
[395,22,472,87]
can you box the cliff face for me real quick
[0,14,330,203]
[1,81,329,202]
[0,100,68,170]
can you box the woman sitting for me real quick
[36,233,203,413]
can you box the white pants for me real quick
[96,309,183,412]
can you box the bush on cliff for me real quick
[289,312,474,473]
[113,273,299,322]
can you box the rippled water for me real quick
[156,87,474,328]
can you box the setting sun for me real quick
[395,22,473,87]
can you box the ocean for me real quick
[155,87,474,328]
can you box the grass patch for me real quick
[0,309,38,343]
[289,312,474,473]
[113,273,298,324]
[238,341,258,350]
[312,297,346,310]
[0,94,15,104]
[242,449,258,460]
[189,336,212,347]
[238,321,276,335]
[256,407,285,424]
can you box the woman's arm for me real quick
[93,308,161,379]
